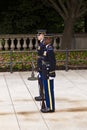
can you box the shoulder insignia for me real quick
[48,46,53,50]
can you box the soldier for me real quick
[41,34,56,113]
[35,30,46,103]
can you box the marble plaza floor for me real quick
[0,70,87,130]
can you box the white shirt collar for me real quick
[46,44,49,48]
[40,39,43,42]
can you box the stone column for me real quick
[23,38,27,50]
[4,39,8,50]
[35,38,38,49]
[53,37,57,50]
[17,38,21,50]
[11,39,14,50]
[29,38,33,50]
[0,39,2,50]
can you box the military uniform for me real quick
[35,30,46,102]
[41,36,56,113]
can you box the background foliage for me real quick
[0,0,86,34]
[0,51,87,72]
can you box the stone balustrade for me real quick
[0,33,87,50]
[0,34,62,51]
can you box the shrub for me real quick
[0,50,87,72]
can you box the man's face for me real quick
[45,37,52,44]
[37,34,44,41]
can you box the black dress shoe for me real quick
[35,96,45,101]
[41,108,55,113]
[35,96,42,101]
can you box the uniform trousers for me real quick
[43,78,55,111]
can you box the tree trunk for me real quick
[61,18,75,49]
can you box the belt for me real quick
[42,61,49,65]
[37,56,43,59]
[49,71,55,74]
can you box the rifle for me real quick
[28,52,37,80]
[38,78,46,109]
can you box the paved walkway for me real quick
[0,70,87,130]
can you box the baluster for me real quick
[17,38,21,50]
[11,39,14,50]
[35,38,38,49]
[23,38,27,50]
[4,39,8,50]
[53,37,57,50]
[29,38,33,50]
[0,39,2,50]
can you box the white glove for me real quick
[49,77,54,80]
[37,72,41,78]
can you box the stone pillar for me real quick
[35,38,38,49]
[29,38,33,50]
[0,39,2,50]
[4,39,8,50]
[23,38,27,50]
[11,39,14,50]
[17,38,21,50]
[53,37,57,50]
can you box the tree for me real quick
[0,0,63,34]
[45,0,87,49]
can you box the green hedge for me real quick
[0,51,87,72]
[55,51,87,69]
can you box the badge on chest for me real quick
[43,51,47,56]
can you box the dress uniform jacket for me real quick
[42,44,56,79]
[42,43,56,112]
